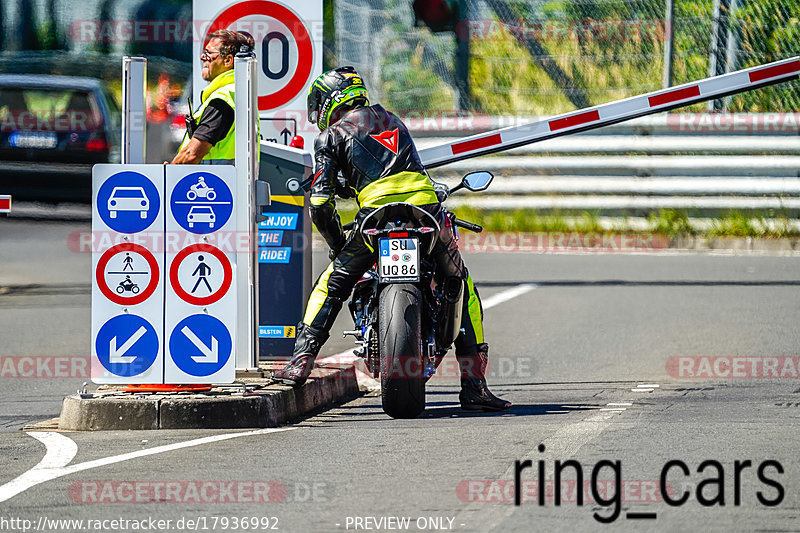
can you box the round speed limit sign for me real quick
[204,0,320,111]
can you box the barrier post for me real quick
[234,52,261,371]
[121,57,147,164]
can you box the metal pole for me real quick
[234,52,260,371]
[121,57,146,164]
[455,0,470,111]
[723,0,739,109]
[707,0,731,111]
[662,0,674,89]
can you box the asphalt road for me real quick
[1,218,800,532]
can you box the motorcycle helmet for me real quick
[307,66,369,131]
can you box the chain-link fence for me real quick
[334,0,800,115]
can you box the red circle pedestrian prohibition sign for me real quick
[207,1,314,110]
[170,244,233,306]
[96,243,160,306]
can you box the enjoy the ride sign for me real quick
[91,164,238,384]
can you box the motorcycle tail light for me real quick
[389,232,408,238]
[418,227,435,234]
[363,229,380,236]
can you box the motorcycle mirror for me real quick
[461,171,493,191]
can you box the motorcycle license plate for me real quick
[378,237,420,282]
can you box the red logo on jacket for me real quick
[370,129,399,154]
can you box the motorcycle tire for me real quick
[379,283,425,419]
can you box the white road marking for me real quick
[606,402,633,406]
[480,283,539,309]
[0,427,295,504]
[318,283,539,390]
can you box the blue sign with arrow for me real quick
[170,172,233,234]
[96,171,160,233]
[168,314,232,377]
[95,314,159,377]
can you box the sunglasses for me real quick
[200,49,222,61]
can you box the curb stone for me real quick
[58,364,359,431]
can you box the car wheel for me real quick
[140,211,147,219]
[110,210,117,218]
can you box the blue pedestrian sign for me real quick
[96,171,160,233]
[170,172,233,234]
[95,314,159,377]
[168,314,232,377]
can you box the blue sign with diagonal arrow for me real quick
[95,314,159,377]
[168,314,232,377]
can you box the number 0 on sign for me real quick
[207,1,314,110]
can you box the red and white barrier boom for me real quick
[417,56,800,168]
[0,195,11,215]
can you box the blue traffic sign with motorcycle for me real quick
[169,172,233,234]
[96,171,160,233]
[95,314,159,377]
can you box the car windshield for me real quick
[112,188,145,198]
[191,206,213,213]
[0,87,102,132]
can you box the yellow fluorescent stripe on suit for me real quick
[466,275,484,344]
[303,262,336,325]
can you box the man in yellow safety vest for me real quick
[171,29,252,165]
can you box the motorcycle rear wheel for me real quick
[379,283,425,419]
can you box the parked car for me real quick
[0,74,121,203]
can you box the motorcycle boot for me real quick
[457,343,512,411]
[272,323,329,387]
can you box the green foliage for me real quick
[647,209,697,236]
[370,0,800,114]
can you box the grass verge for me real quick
[332,203,799,239]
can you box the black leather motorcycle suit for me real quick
[302,104,485,354]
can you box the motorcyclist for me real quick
[273,66,511,411]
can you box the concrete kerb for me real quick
[58,364,360,431]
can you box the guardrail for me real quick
[421,114,800,213]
